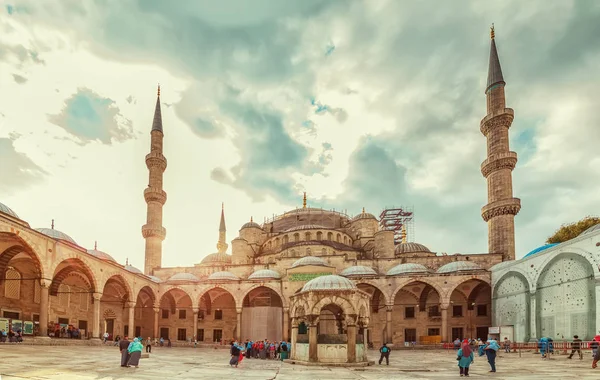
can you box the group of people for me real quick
[228,339,292,367]
[0,329,23,343]
[117,336,144,368]
[452,338,500,376]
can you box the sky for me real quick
[1,0,599,269]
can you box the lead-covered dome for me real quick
[200,252,232,264]
[291,256,328,268]
[395,242,431,255]
[437,261,482,274]
[124,264,143,274]
[248,269,281,280]
[352,209,377,221]
[301,274,356,292]
[340,266,378,277]
[386,263,430,276]
[208,271,239,281]
[0,202,19,218]
[36,228,77,245]
[168,272,200,282]
[87,249,117,263]
[285,224,326,232]
[148,275,162,283]
[241,219,262,229]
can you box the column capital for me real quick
[92,292,102,301]
[236,308,243,314]
[386,305,394,312]
[40,278,52,288]
[126,301,136,308]
[153,307,160,314]
[192,308,199,314]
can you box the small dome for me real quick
[241,221,262,229]
[200,252,232,264]
[301,274,356,292]
[248,269,281,280]
[87,249,117,263]
[291,256,328,268]
[523,244,559,259]
[285,224,326,232]
[340,266,378,277]
[148,275,162,283]
[386,263,430,276]
[579,223,600,236]
[36,228,77,245]
[395,242,431,255]
[352,210,377,221]
[0,202,19,218]
[168,272,200,282]
[124,264,143,274]
[437,261,482,274]
[208,271,239,281]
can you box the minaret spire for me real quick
[142,85,168,275]
[216,203,228,253]
[480,26,520,261]
[303,192,307,208]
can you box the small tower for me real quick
[142,85,168,275]
[480,26,520,261]
[216,203,228,253]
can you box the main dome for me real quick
[386,263,430,276]
[87,249,117,263]
[201,252,232,264]
[395,242,431,255]
[340,266,378,277]
[285,224,326,232]
[291,256,328,268]
[168,273,200,282]
[208,271,239,281]
[36,228,77,245]
[248,269,281,280]
[301,274,356,292]
[0,202,19,218]
[437,261,482,274]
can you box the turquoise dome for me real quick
[523,244,559,259]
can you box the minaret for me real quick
[142,85,167,274]
[216,203,228,253]
[480,25,520,261]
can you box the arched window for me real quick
[327,232,333,241]
[283,235,289,244]
[4,268,21,299]
[294,233,300,243]
[275,237,280,246]
[343,236,347,244]
[336,234,341,243]
[305,232,311,241]
[316,231,323,240]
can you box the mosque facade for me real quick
[1,28,565,349]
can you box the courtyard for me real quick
[0,345,598,379]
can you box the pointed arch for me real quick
[310,295,357,316]
[240,283,287,308]
[50,258,97,296]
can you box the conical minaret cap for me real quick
[486,24,505,93]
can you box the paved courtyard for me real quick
[0,345,598,379]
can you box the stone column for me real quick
[283,307,290,341]
[127,302,135,337]
[347,324,357,363]
[385,305,393,344]
[308,322,318,362]
[193,308,199,341]
[290,322,298,360]
[39,279,51,337]
[92,292,102,339]
[529,293,537,341]
[441,306,448,342]
[153,307,160,338]
[236,308,242,341]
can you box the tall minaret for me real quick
[142,85,167,274]
[216,203,228,253]
[480,25,520,261]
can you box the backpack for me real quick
[382,346,388,353]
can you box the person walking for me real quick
[145,337,152,353]
[503,337,511,353]
[568,335,583,360]
[457,339,474,377]
[484,338,499,373]
[119,336,130,367]
[378,343,391,365]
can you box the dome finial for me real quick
[94,241,97,250]
[303,192,307,208]
[362,207,365,213]
[222,202,224,210]
[250,216,253,222]
[490,23,495,40]
[126,257,129,265]
[51,219,54,229]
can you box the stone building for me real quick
[0,29,521,348]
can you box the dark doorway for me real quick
[160,327,169,340]
[476,326,489,340]
[135,326,141,337]
[452,327,464,341]
[105,319,114,338]
[213,329,222,342]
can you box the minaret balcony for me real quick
[480,108,514,136]
[480,151,518,178]
[144,187,167,204]
[145,152,167,171]
[481,198,521,222]
[141,225,167,239]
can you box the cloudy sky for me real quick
[1,0,599,269]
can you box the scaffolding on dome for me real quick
[379,206,414,245]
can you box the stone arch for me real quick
[240,283,287,308]
[493,267,533,293]
[310,295,357,317]
[101,273,133,303]
[160,285,195,307]
[389,277,445,306]
[50,258,98,296]
[535,247,598,284]
[493,270,531,342]
[0,232,45,281]
[196,285,239,309]
[103,309,117,319]
[355,280,389,305]
[135,285,157,306]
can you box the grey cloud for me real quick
[12,74,27,84]
[0,138,47,195]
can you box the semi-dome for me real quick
[437,261,482,274]
[523,243,559,259]
[340,266,378,277]
[395,242,431,255]
[301,274,356,292]
[200,252,232,264]
[208,271,239,281]
[87,249,117,263]
[0,202,19,218]
[124,264,143,274]
[579,223,600,236]
[352,209,377,221]
[386,263,430,276]
[291,256,328,268]
[285,224,326,232]
[36,228,77,245]
[148,275,162,283]
[168,272,200,282]
[248,269,281,280]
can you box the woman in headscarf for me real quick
[127,337,144,368]
[457,339,474,377]
[539,337,548,358]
